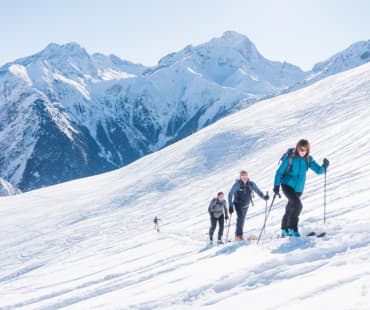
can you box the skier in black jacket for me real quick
[228,170,269,240]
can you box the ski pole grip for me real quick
[273,192,281,199]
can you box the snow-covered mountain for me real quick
[289,39,370,91]
[0,32,308,192]
[1,61,369,309]
[312,39,370,79]
[0,42,150,192]
[1,32,369,192]
[0,177,21,196]
[156,31,306,94]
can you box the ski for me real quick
[199,240,225,252]
[246,236,257,241]
[226,236,257,243]
[275,232,327,239]
[199,243,214,252]
[306,231,327,238]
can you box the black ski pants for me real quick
[209,216,224,241]
[281,184,302,231]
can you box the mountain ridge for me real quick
[1,31,369,192]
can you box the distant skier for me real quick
[153,217,161,232]
[274,139,329,237]
[228,170,269,241]
[208,192,229,244]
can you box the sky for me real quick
[1,0,370,70]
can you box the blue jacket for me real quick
[228,179,265,208]
[274,155,325,193]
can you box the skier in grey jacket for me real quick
[208,192,229,244]
[228,170,269,240]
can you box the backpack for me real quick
[279,148,309,175]
[210,199,225,218]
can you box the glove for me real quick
[273,185,280,195]
[229,207,234,214]
[322,158,329,169]
[264,193,270,201]
[225,215,229,220]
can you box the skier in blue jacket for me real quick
[229,170,269,240]
[274,139,329,237]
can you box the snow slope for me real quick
[0,62,369,309]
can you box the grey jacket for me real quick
[208,198,228,219]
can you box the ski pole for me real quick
[225,213,232,243]
[324,168,327,224]
[264,191,269,219]
[257,192,280,244]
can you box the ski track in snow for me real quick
[1,63,370,309]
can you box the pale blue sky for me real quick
[1,0,369,70]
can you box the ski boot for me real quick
[281,229,290,237]
[289,229,301,237]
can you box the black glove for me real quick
[229,207,234,214]
[225,215,229,220]
[322,158,329,170]
[264,193,270,201]
[273,185,280,195]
